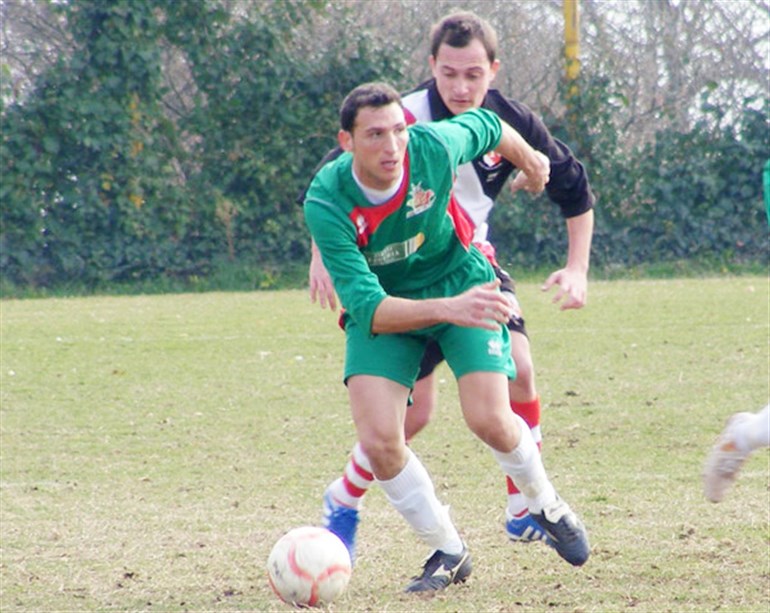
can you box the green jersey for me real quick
[304,108,503,334]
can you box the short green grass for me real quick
[1,277,768,611]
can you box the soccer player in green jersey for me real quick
[303,82,589,593]
[310,11,594,551]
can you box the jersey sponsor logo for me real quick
[405,182,435,218]
[481,150,503,169]
[365,232,425,266]
[487,337,503,357]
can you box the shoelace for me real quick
[542,498,569,523]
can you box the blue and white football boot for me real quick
[505,510,555,547]
[322,490,360,564]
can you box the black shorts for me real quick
[416,265,527,381]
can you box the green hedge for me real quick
[1,2,767,293]
[490,77,769,272]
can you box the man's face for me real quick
[429,38,500,116]
[338,102,409,191]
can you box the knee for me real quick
[467,410,520,452]
[359,436,407,480]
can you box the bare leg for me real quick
[347,375,463,553]
[404,372,438,442]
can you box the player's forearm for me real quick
[370,296,450,334]
[495,121,543,179]
[565,209,594,272]
[370,282,512,334]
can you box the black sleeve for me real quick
[494,264,515,294]
[485,92,596,218]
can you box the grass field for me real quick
[1,277,768,612]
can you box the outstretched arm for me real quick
[542,209,594,310]
[309,239,338,311]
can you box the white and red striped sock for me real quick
[326,442,375,510]
[505,397,542,518]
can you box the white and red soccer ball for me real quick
[267,526,352,607]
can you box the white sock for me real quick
[491,414,556,514]
[506,398,543,518]
[378,449,463,554]
[739,404,770,451]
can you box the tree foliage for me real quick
[1,0,405,287]
[1,0,767,291]
[1,0,194,286]
[490,75,769,271]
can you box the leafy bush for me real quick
[1,3,767,293]
[1,0,198,287]
[0,0,404,289]
[489,74,769,273]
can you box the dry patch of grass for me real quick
[1,279,768,611]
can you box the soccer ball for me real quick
[266,526,352,607]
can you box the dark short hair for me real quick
[339,82,402,132]
[429,10,498,64]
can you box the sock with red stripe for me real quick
[326,442,375,510]
[505,397,542,518]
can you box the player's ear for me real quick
[428,55,437,76]
[489,58,501,82]
[338,129,353,152]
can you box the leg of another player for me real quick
[404,371,438,442]
[504,332,550,542]
[324,442,374,512]
[321,440,370,563]
[703,404,770,502]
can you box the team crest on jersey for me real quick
[354,213,368,239]
[405,182,435,218]
[482,150,503,168]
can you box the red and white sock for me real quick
[326,442,375,510]
[505,397,542,518]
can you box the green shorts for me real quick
[343,253,516,387]
[344,319,515,387]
